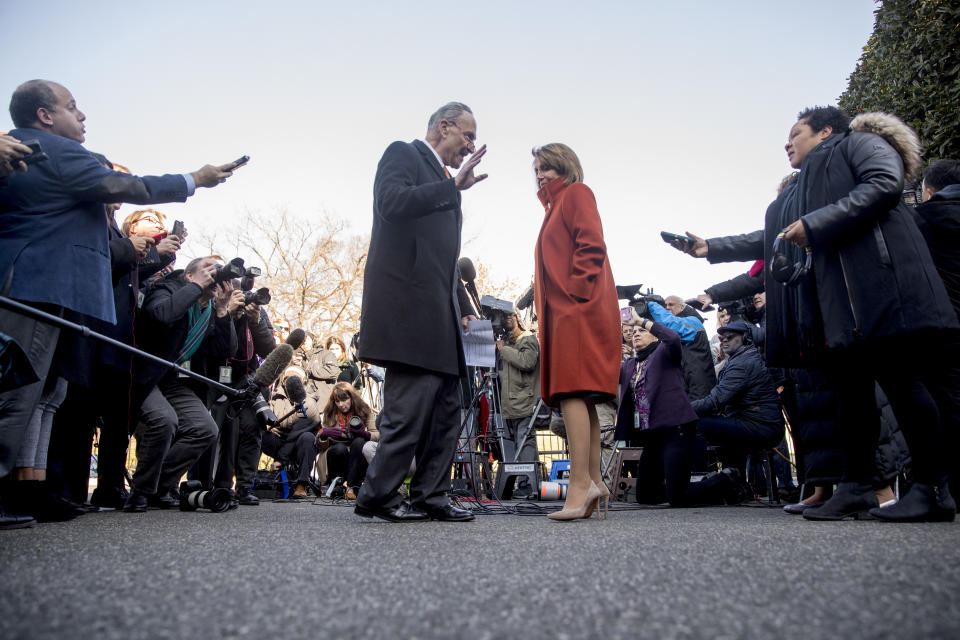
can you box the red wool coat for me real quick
[534,178,621,406]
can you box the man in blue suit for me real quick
[0,80,237,526]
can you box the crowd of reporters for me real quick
[2,82,959,530]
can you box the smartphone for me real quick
[18,139,49,165]
[228,155,250,171]
[171,220,185,238]
[620,307,634,323]
[660,231,694,248]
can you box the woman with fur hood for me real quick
[673,107,957,523]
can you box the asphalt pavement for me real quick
[2,499,959,639]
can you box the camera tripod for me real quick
[452,362,508,499]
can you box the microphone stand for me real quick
[0,295,242,397]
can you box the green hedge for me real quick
[839,0,960,161]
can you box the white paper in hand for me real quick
[462,319,496,368]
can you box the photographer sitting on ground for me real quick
[691,320,784,478]
[316,382,378,499]
[123,257,240,511]
[261,367,322,500]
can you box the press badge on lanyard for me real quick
[178,360,191,378]
[634,410,640,431]
[219,365,232,384]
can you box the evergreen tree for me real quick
[839,0,960,160]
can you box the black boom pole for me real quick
[0,295,242,397]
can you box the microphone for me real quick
[458,256,476,283]
[458,256,481,314]
[253,343,294,388]
[284,328,306,351]
[283,375,308,417]
[516,284,534,311]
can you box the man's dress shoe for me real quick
[354,500,428,523]
[422,503,475,522]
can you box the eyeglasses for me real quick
[444,120,476,143]
[134,216,162,225]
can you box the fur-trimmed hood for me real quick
[850,112,923,182]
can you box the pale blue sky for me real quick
[1,0,878,331]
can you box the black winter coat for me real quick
[707,114,957,367]
[691,344,783,429]
[135,270,237,389]
[913,184,960,321]
[357,140,473,376]
[779,368,842,485]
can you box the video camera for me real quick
[617,283,663,321]
[479,295,515,340]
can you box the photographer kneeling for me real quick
[616,310,745,505]
[316,382,378,499]
[124,257,240,511]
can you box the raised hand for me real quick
[454,144,488,191]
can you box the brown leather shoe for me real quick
[291,484,309,499]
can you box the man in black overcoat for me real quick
[355,102,487,522]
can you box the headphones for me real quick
[770,231,812,286]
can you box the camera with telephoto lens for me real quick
[179,480,233,512]
[237,265,270,306]
[240,376,277,427]
[348,416,363,430]
[243,287,271,306]
[479,295,515,341]
[214,257,247,284]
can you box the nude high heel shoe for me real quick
[548,482,603,521]
[591,481,610,520]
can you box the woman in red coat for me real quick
[533,143,621,520]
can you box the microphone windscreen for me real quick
[253,343,294,387]
[284,328,307,350]
[458,256,476,282]
[516,285,534,310]
[284,375,308,405]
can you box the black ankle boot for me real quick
[803,482,877,521]
[869,480,956,522]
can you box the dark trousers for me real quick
[132,380,218,495]
[696,415,783,472]
[326,437,369,488]
[262,430,317,485]
[634,425,728,506]
[829,331,946,485]
[0,302,61,479]
[356,364,460,510]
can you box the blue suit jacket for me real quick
[0,128,188,322]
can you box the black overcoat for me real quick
[357,140,471,376]
[707,125,957,367]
